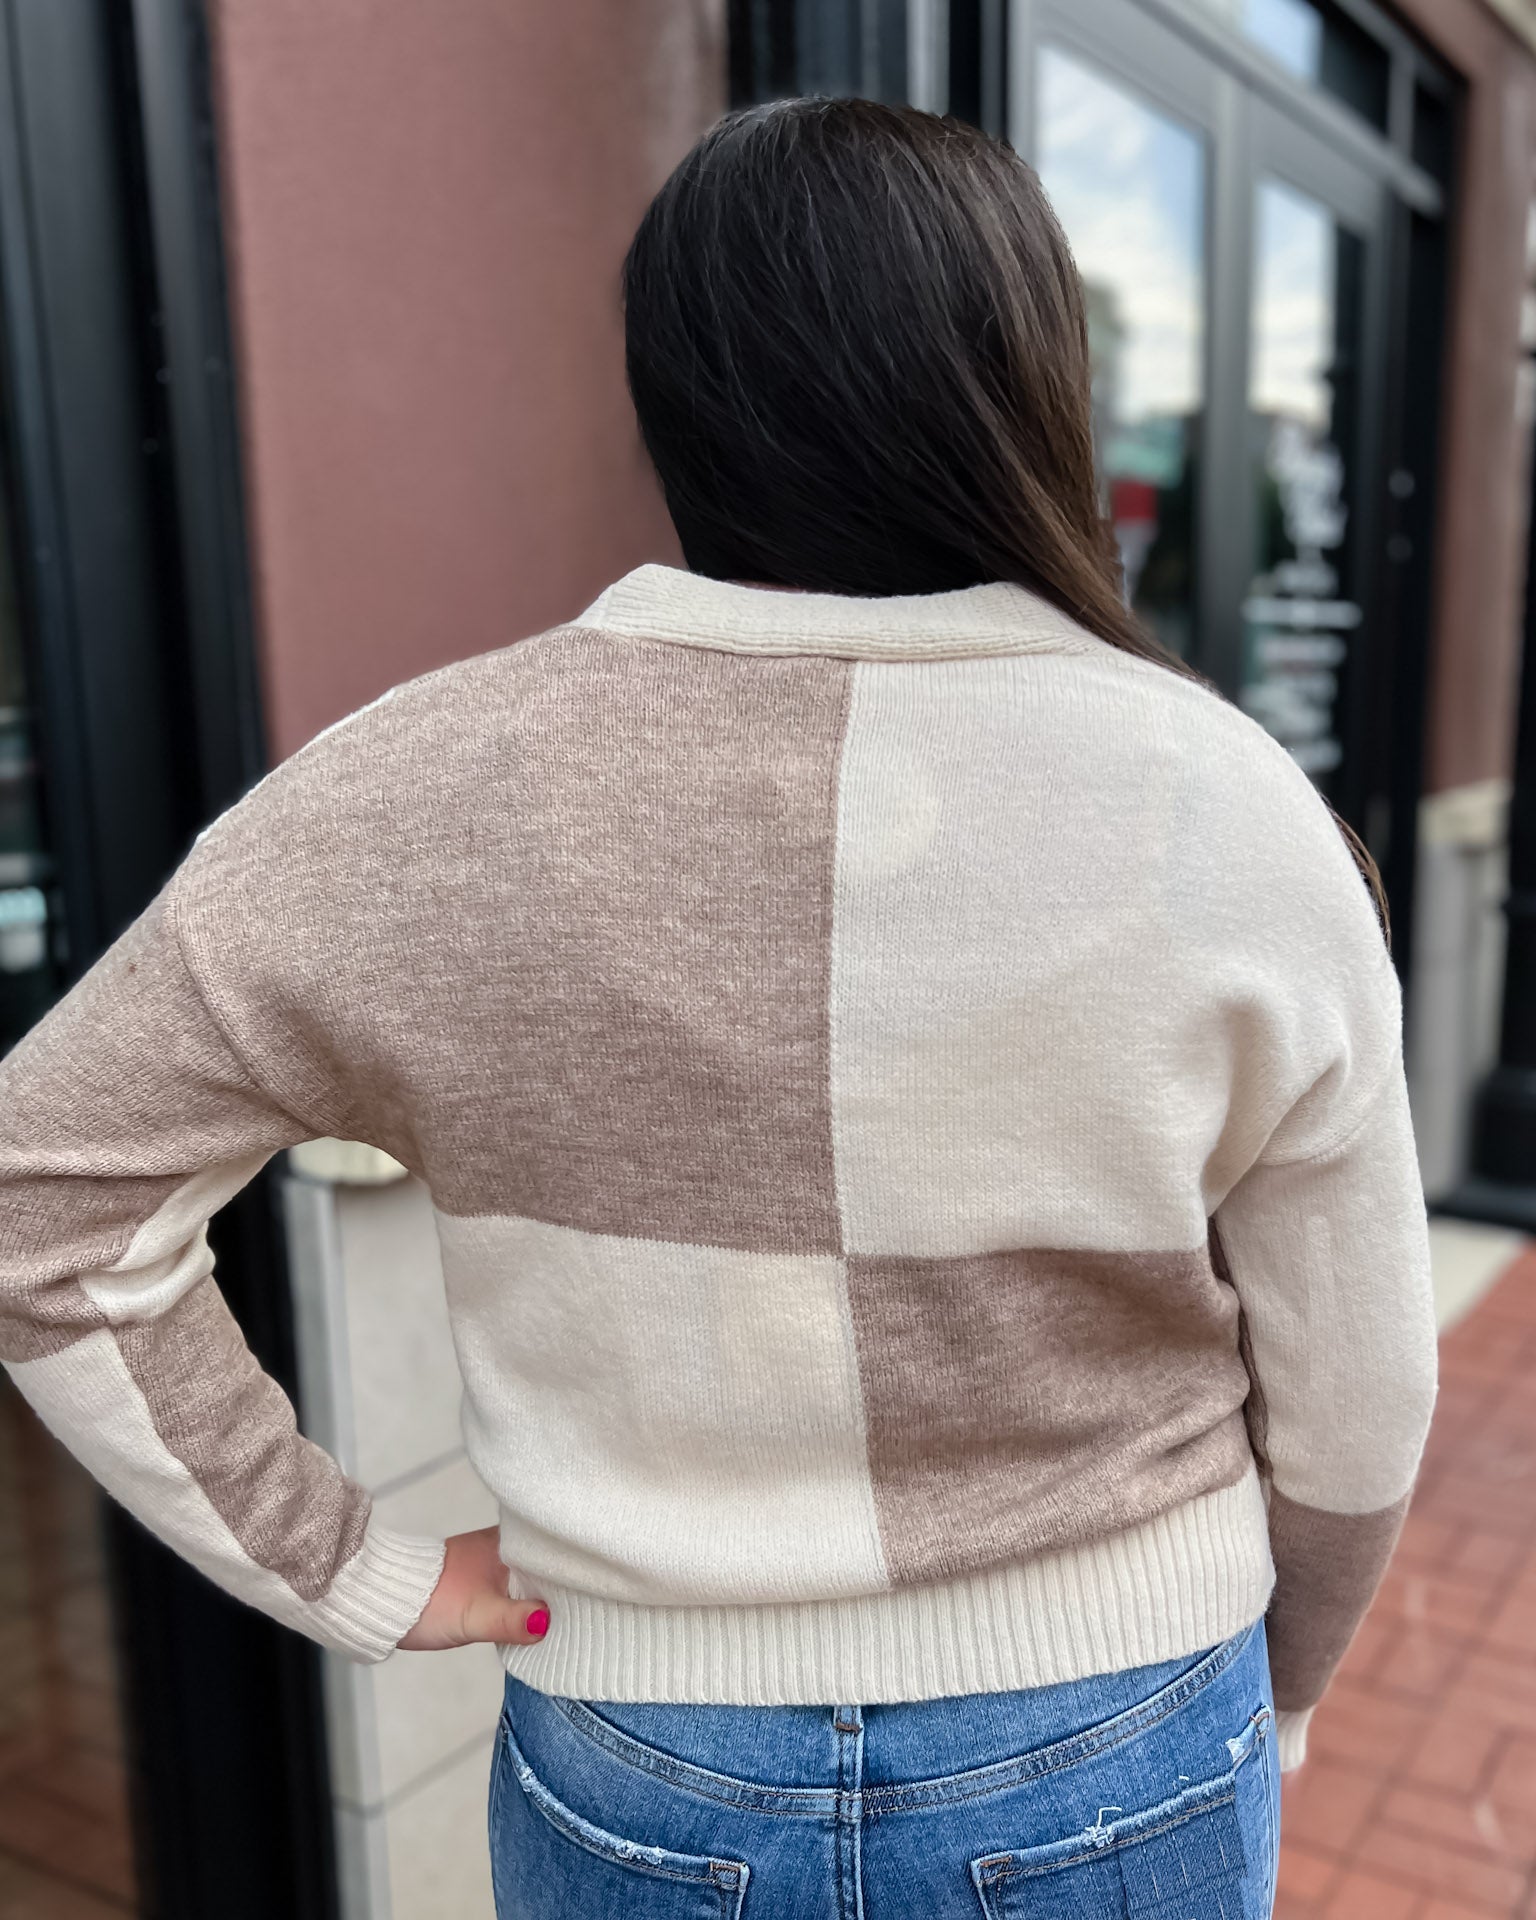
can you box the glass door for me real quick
[1020,0,1223,663]
[1012,0,1394,824]
[1237,107,1386,808]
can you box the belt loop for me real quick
[831,1705,865,1920]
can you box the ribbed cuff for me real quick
[502,1467,1276,1706]
[1275,1707,1314,1771]
[310,1525,446,1663]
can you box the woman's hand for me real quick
[397,1526,550,1651]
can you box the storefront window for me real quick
[1037,46,1206,658]
[1241,177,1365,783]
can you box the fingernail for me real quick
[525,1607,550,1638]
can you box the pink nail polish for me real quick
[526,1607,550,1638]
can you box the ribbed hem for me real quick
[311,1524,446,1663]
[502,1467,1275,1704]
[1275,1707,1314,1772]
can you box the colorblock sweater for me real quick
[0,565,1439,1773]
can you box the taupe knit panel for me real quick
[186,632,856,1252]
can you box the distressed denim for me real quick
[488,1614,1279,1919]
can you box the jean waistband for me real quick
[504,1615,1264,1819]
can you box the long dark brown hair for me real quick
[622,96,1389,946]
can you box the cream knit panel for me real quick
[1213,1035,1438,1727]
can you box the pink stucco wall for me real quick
[208,2,724,759]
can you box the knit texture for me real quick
[0,564,1439,1770]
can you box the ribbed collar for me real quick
[574,562,1107,662]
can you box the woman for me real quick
[0,98,1437,1918]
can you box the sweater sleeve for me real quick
[1212,950,1439,1771]
[0,869,445,1661]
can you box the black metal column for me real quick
[1440,419,1536,1228]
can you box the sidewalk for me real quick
[1276,1241,1536,1920]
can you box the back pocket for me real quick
[491,1713,750,1920]
[969,1708,1269,1920]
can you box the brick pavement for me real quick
[0,1381,136,1919]
[1275,1244,1536,1920]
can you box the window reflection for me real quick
[1037,48,1207,658]
[1200,0,1320,77]
[1242,179,1364,784]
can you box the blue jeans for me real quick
[488,1614,1280,1918]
